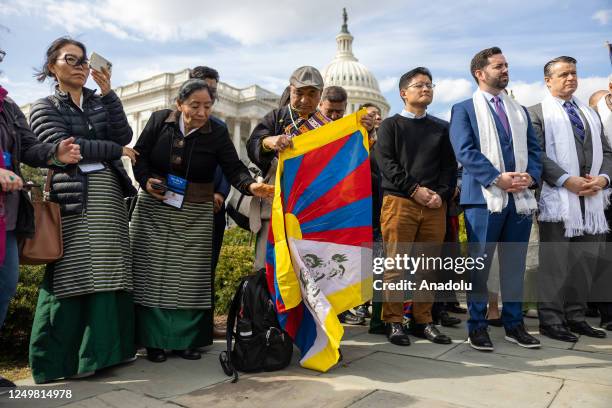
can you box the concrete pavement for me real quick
[4,315,612,408]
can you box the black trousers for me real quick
[537,221,605,326]
[211,207,226,308]
[433,215,461,319]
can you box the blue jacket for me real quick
[210,115,231,198]
[449,98,542,206]
[214,165,230,197]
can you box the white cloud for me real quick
[0,1,37,16]
[111,38,334,93]
[0,74,53,107]
[575,76,609,102]
[1,0,608,114]
[122,65,168,84]
[44,0,137,40]
[592,9,611,25]
[378,76,398,93]
[2,0,403,45]
[508,76,609,108]
[434,78,473,103]
[507,81,547,107]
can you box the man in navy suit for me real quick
[449,47,542,351]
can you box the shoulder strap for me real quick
[44,169,54,195]
[222,276,247,383]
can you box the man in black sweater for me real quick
[376,67,457,346]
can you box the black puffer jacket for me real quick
[29,87,136,215]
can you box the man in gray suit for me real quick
[528,56,611,342]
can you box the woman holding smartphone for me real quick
[28,37,138,384]
[130,79,272,363]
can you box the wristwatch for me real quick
[490,175,501,187]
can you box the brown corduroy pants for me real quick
[380,195,446,324]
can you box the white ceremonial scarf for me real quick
[473,89,537,214]
[538,93,608,237]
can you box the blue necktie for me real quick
[562,101,586,142]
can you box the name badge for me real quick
[78,162,105,173]
[163,174,188,209]
[2,152,12,170]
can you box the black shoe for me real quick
[354,304,370,319]
[413,322,452,344]
[447,304,467,314]
[433,311,461,327]
[339,310,366,326]
[173,349,202,360]
[468,327,494,351]
[539,324,578,342]
[567,321,607,338]
[0,376,16,395]
[487,318,503,327]
[146,348,167,363]
[386,322,411,346]
[600,321,612,331]
[504,324,541,348]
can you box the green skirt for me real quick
[29,273,135,384]
[135,305,213,350]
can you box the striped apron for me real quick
[130,186,214,310]
[51,167,132,298]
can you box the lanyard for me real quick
[287,105,301,135]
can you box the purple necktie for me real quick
[492,96,511,140]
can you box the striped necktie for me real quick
[492,96,511,141]
[562,101,586,142]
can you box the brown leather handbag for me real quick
[19,172,63,265]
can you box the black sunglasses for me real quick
[60,54,89,67]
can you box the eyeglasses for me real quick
[0,50,6,63]
[60,54,89,67]
[407,83,435,90]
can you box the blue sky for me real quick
[0,0,610,120]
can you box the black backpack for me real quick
[219,269,293,382]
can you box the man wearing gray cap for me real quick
[246,66,375,272]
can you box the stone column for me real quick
[233,120,242,157]
[250,118,259,133]
[129,112,139,147]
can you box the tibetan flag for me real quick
[265,109,373,372]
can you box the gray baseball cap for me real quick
[289,66,324,90]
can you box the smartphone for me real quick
[89,52,112,73]
[151,182,167,192]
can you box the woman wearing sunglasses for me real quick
[27,37,138,384]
